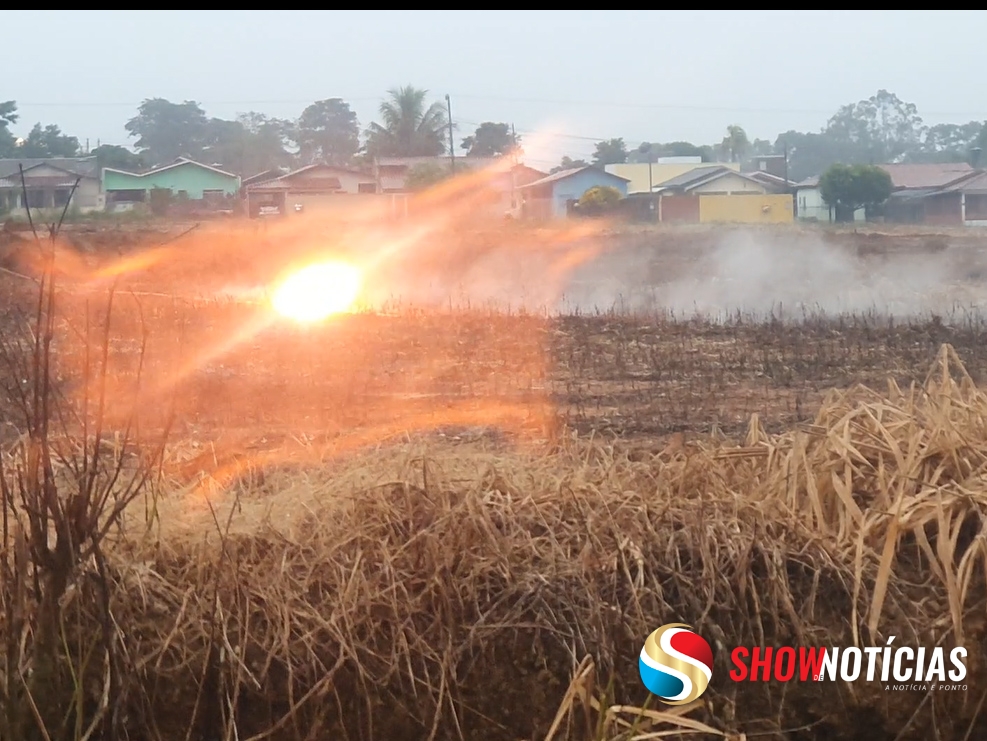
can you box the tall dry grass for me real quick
[36,342,972,741]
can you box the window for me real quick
[54,189,71,208]
[358,182,377,194]
[759,161,767,171]
[26,189,47,208]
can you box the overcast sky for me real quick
[6,10,987,170]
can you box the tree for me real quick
[627,140,714,163]
[200,118,245,169]
[592,138,627,167]
[92,144,144,172]
[720,125,749,163]
[125,98,209,165]
[0,100,17,158]
[18,123,80,157]
[819,163,892,222]
[461,122,517,157]
[296,98,359,166]
[775,129,842,183]
[551,156,589,174]
[237,112,296,173]
[915,121,985,163]
[824,89,924,165]
[578,185,622,211]
[365,86,447,158]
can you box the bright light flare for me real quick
[271,260,363,322]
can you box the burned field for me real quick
[9,276,984,456]
[3,224,987,741]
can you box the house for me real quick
[606,160,740,195]
[653,165,770,196]
[948,170,987,226]
[745,170,796,194]
[244,163,379,217]
[241,168,288,189]
[794,176,865,223]
[481,163,546,213]
[373,155,502,192]
[102,157,241,210]
[881,165,987,227]
[745,154,789,179]
[0,156,103,216]
[649,165,793,224]
[878,163,980,226]
[517,166,630,219]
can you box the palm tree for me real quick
[721,124,750,163]
[365,86,448,158]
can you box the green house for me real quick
[103,157,241,208]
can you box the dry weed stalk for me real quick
[0,223,172,740]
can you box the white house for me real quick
[795,176,865,223]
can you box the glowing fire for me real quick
[270,260,363,322]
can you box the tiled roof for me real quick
[937,169,987,193]
[0,156,99,180]
[518,165,630,190]
[375,156,502,170]
[877,163,974,189]
[104,157,239,181]
[653,165,732,189]
[654,165,768,192]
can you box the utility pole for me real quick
[638,142,655,222]
[784,142,793,218]
[445,94,455,174]
[510,123,518,209]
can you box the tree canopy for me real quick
[461,122,517,157]
[592,138,628,167]
[296,99,360,166]
[819,163,893,221]
[365,86,447,158]
[1,87,984,187]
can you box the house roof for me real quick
[103,156,239,181]
[653,165,766,192]
[242,168,288,187]
[245,163,374,191]
[652,165,728,189]
[796,176,820,188]
[936,169,987,193]
[0,156,99,180]
[888,188,939,202]
[518,165,630,190]
[877,162,974,189]
[375,155,504,170]
[746,170,795,187]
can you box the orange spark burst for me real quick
[270,260,363,322]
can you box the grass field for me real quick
[1,216,987,740]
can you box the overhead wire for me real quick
[13,94,987,120]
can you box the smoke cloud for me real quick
[372,228,987,321]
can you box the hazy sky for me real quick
[7,10,987,170]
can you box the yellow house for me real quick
[652,165,793,224]
[606,161,740,195]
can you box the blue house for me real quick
[518,165,630,218]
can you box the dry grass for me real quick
[40,342,975,740]
[4,222,987,740]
